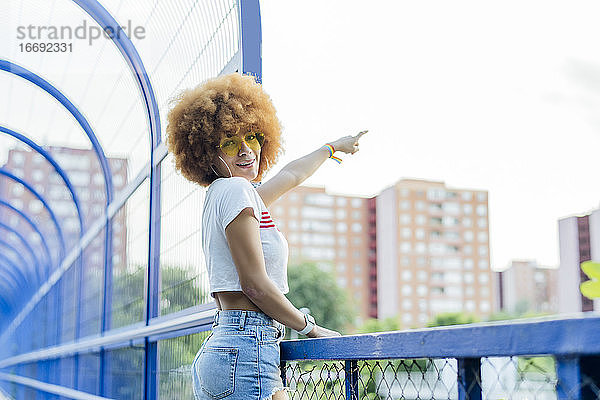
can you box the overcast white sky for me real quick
[258,1,600,270]
[1,0,599,272]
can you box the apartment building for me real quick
[496,260,558,314]
[269,186,374,321]
[376,179,494,326]
[558,208,600,312]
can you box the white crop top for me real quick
[202,177,289,298]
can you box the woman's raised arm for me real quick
[257,130,367,207]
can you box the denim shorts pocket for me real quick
[196,347,238,399]
[259,325,283,344]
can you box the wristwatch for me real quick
[298,313,316,336]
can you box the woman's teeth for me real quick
[237,160,254,167]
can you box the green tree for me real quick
[357,316,402,334]
[286,261,355,336]
[427,312,478,327]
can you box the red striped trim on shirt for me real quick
[260,211,276,229]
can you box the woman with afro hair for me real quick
[166,73,367,400]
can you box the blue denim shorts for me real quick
[192,310,287,400]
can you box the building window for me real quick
[402,314,413,324]
[403,299,412,310]
[402,285,412,295]
[305,194,335,207]
[476,205,487,216]
[464,231,474,242]
[443,202,460,214]
[416,201,426,211]
[417,285,427,296]
[478,218,487,228]
[400,200,411,210]
[463,204,472,215]
[336,222,347,232]
[465,300,475,311]
[336,209,346,219]
[417,270,427,281]
[478,246,488,256]
[416,215,426,225]
[338,237,347,246]
[463,218,472,227]
[337,277,347,287]
[463,259,474,269]
[415,229,425,240]
[400,214,411,224]
[477,232,488,242]
[351,223,362,233]
[400,242,412,253]
[353,277,362,287]
[464,273,474,284]
[351,199,362,208]
[401,256,410,266]
[402,270,412,281]
[400,188,410,197]
[462,191,472,201]
[336,197,346,206]
[427,189,445,201]
[417,257,426,267]
[480,301,491,313]
[401,227,411,239]
[479,273,489,284]
[416,242,426,253]
[353,264,362,273]
[477,192,487,202]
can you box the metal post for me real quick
[458,357,482,400]
[280,360,286,391]
[344,360,358,400]
[557,356,581,400]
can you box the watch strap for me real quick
[298,313,315,336]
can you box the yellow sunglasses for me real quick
[218,132,265,157]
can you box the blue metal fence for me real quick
[280,315,600,400]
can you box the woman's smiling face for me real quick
[213,131,262,181]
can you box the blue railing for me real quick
[280,314,600,400]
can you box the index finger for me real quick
[354,130,368,140]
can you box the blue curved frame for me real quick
[0,60,114,345]
[0,200,53,270]
[0,253,31,295]
[0,258,31,314]
[0,240,36,286]
[0,168,66,262]
[0,223,45,286]
[0,126,85,235]
[0,252,31,292]
[68,2,163,394]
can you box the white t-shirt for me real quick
[202,177,289,298]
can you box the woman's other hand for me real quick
[307,325,342,338]
[331,130,368,154]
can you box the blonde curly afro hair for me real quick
[166,73,283,186]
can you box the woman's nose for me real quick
[239,140,252,155]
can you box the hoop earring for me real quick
[210,164,221,177]
[218,156,233,178]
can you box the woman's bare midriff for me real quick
[214,291,261,311]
